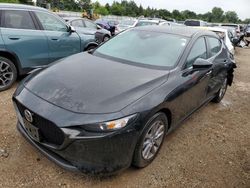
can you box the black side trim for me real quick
[29,11,41,30]
[30,11,44,30]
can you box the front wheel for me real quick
[0,57,17,92]
[212,78,228,103]
[132,112,168,168]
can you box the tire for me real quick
[133,112,168,168]
[212,77,228,103]
[0,56,17,92]
[103,35,110,42]
[85,45,97,51]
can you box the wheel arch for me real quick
[84,42,98,51]
[157,108,172,129]
[0,49,22,75]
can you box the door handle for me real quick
[8,37,20,40]
[51,38,59,41]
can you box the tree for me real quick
[211,7,224,22]
[110,2,124,16]
[138,4,143,16]
[182,10,197,20]
[172,9,183,20]
[224,11,239,23]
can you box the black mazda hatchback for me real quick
[13,26,236,175]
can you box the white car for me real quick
[194,27,235,55]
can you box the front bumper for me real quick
[13,85,141,175]
[17,114,137,175]
[17,118,138,175]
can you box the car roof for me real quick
[133,25,216,38]
[0,3,47,12]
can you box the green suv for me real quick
[0,3,98,91]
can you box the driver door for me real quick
[178,37,212,118]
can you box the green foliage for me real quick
[3,0,247,23]
[224,11,239,23]
[0,0,19,3]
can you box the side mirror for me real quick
[193,58,213,69]
[67,26,76,33]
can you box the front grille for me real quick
[15,100,65,146]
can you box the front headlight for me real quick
[83,114,137,132]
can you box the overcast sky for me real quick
[96,0,249,20]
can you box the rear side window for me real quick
[207,37,221,57]
[2,10,36,30]
[185,37,207,68]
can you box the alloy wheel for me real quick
[142,120,165,160]
[0,61,14,89]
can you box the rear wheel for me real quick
[212,77,228,103]
[133,112,168,168]
[0,57,17,92]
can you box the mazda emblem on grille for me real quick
[24,109,33,123]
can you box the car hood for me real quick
[24,53,169,114]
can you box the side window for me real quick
[84,20,97,29]
[71,20,84,27]
[2,10,36,30]
[207,37,222,57]
[185,37,207,68]
[35,12,67,32]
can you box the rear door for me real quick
[34,11,81,62]
[206,37,228,98]
[0,9,49,69]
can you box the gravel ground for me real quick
[0,48,249,188]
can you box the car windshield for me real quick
[94,30,188,68]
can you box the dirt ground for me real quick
[0,48,249,188]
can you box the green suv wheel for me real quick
[0,57,17,92]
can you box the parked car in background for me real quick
[116,19,138,32]
[0,3,98,91]
[184,19,208,26]
[63,17,111,43]
[194,27,235,54]
[220,23,244,36]
[14,26,235,175]
[135,19,160,27]
[159,21,183,27]
[95,19,116,35]
[244,24,250,37]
